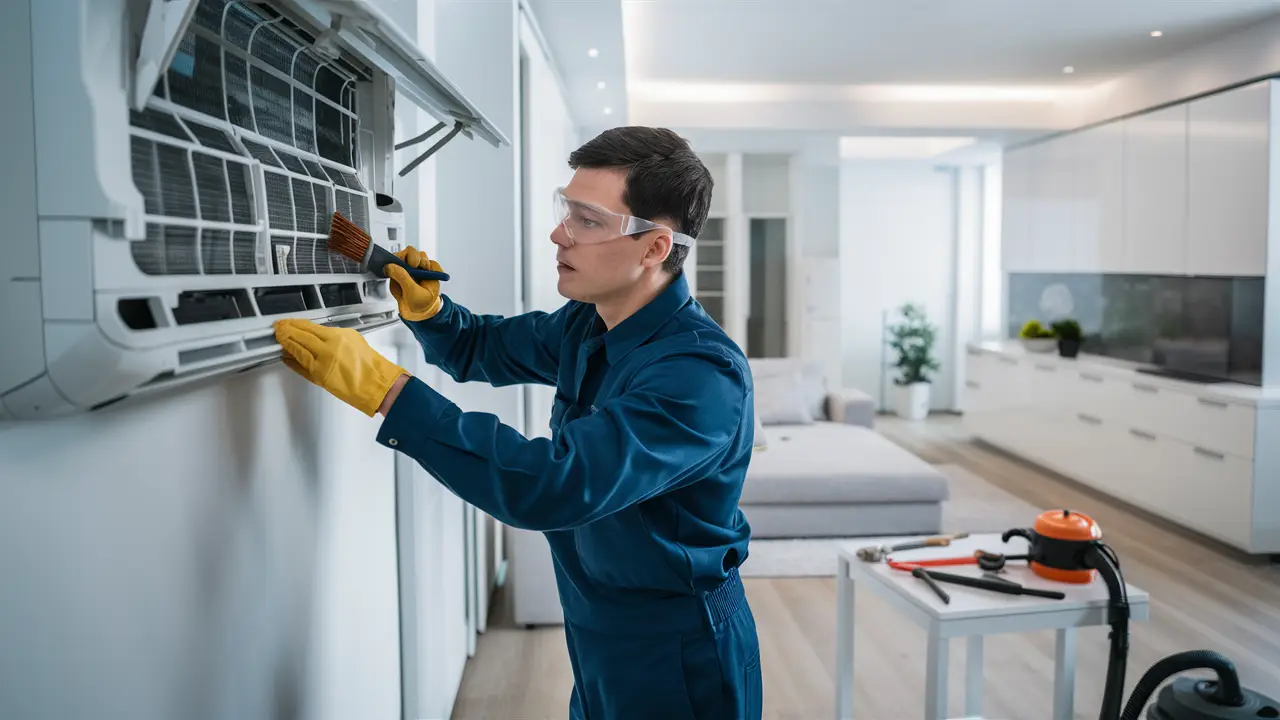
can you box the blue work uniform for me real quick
[376,273,762,719]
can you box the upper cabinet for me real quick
[1001,145,1035,273]
[1122,103,1189,275]
[1074,122,1125,273]
[1187,80,1271,277]
[1002,79,1277,280]
[1029,133,1078,272]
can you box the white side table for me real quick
[834,533,1149,720]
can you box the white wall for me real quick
[791,159,842,384]
[840,161,958,411]
[0,347,402,720]
[0,0,512,717]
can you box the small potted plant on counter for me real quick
[888,302,940,421]
[1051,319,1083,358]
[1019,320,1057,353]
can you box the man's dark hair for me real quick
[567,127,713,275]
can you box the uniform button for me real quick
[389,438,399,447]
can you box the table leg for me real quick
[964,635,984,717]
[835,555,855,719]
[925,629,948,720]
[1053,628,1077,720]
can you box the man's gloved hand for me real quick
[274,319,408,417]
[385,246,444,321]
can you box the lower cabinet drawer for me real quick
[1164,394,1256,459]
[1161,440,1254,549]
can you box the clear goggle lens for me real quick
[553,188,694,247]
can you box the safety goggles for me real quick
[553,188,695,248]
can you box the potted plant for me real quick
[887,303,940,421]
[1019,320,1057,353]
[1051,319,1083,358]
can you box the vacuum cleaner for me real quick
[1002,509,1279,720]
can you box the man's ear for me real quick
[641,231,673,269]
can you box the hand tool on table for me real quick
[911,566,950,604]
[888,561,1066,600]
[854,533,969,562]
[883,549,1029,571]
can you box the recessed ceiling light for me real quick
[597,81,607,90]
[588,48,599,57]
[603,106,612,115]
[1151,30,1163,37]
[1063,66,1075,74]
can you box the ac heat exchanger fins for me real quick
[128,0,373,280]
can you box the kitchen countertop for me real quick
[968,340,1280,408]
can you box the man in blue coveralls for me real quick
[273,126,761,719]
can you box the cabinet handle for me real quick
[967,349,981,357]
[1197,398,1229,409]
[1035,364,1056,372]
[1077,413,1102,426]
[965,380,981,389]
[1193,446,1226,461]
[1129,428,1157,441]
[999,357,1018,366]
[1132,383,1159,394]
[1080,373,1104,383]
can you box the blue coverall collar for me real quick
[601,273,691,364]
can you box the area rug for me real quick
[738,464,1042,578]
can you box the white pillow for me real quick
[752,410,769,451]
[749,358,828,420]
[753,369,814,426]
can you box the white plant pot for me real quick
[893,382,931,420]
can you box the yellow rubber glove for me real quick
[274,319,407,417]
[385,246,444,321]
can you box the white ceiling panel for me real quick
[622,0,1280,85]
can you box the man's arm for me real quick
[375,347,748,532]
[405,295,570,388]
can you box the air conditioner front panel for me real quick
[3,0,471,419]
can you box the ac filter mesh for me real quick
[126,0,370,278]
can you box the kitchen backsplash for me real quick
[1007,272,1265,385]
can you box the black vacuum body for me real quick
[1131,652,1280,719]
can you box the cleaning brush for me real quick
[327,211,450,282]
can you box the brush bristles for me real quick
[328,211,372,264]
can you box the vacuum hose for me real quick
[1084,543,1130,720]
[1119,650,1245,720]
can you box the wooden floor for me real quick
[452,415,1280,719]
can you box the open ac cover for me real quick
[0,0,506,420]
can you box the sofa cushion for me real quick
[749,358,827,420]
[753,368,813,425]
[741,423,949,505]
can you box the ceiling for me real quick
[622,0,1280,86]
[530,0,1280,151]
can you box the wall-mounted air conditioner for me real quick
[0,0,507,420]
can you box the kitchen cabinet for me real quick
[1187,80,1271,277]
[1074,122,1125,272]
[1028,134,1077,272]
[1001,145,1035,273]
[962,341,1279,554]
[1122,103,1189,274]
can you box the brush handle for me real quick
[368,244,450,282]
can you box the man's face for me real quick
[551,167,670,303]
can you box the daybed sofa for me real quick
[742,358,950,538]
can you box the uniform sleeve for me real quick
[375,347,749,532]
[403,294,569,388]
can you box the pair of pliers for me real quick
[887,550,1028,572]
